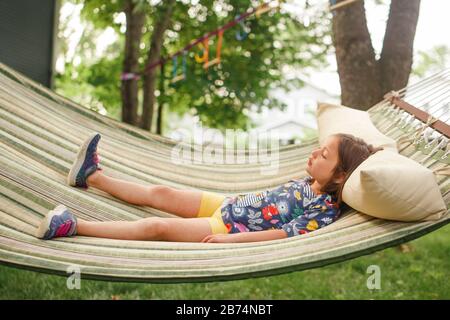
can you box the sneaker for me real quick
[36,205,78,240]
[67,132,102,188]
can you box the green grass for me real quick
[1,224,449,299]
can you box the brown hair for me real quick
[312,133,384,207]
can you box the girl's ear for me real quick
[333,172,346,184]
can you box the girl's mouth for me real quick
[308,158,312,166]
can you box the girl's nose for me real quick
[312,149,320,158]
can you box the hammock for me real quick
[0,62,449,283]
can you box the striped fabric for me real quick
[0,61,449,283]
[236,192,266,207]
[235,178,314,207]
[302,180,314,199]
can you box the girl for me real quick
[36,132,383,243]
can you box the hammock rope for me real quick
[433,166,450,176]
[396,116,440,152]
[0,62,449,283]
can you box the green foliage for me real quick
[413,45,450,78]
[160,0,332,130]
[76,0,126,31]
[55,58,122,119]
[56,0,332,131]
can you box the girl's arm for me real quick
[201,229,288,243]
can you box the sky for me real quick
[57,0,450,96]
[364,0,450,53]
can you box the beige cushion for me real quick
[316,102,446,222]
[342,150,446,221]
[317,102,398,151]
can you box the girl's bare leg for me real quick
[86,171,202,218]
[77,217,212,242]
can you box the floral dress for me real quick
[220,176,341,237]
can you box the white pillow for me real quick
[342,148,446,221]
[317,102,398,152]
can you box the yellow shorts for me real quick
[197,191,229,234]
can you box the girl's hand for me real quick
[201,234,237,243]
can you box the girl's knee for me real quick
[148,185,173,201]
[151,185,173,195]
[140,217,169,239]
[147,185,175,208]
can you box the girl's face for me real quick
[306,135,342,186]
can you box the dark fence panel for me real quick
[0,0,57,88]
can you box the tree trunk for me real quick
[379,0,421,95]
[332,0,420,110]
[156,63,165,135]
[121,0,145,125]
[141,0,175,131]
[331,0,381,110]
